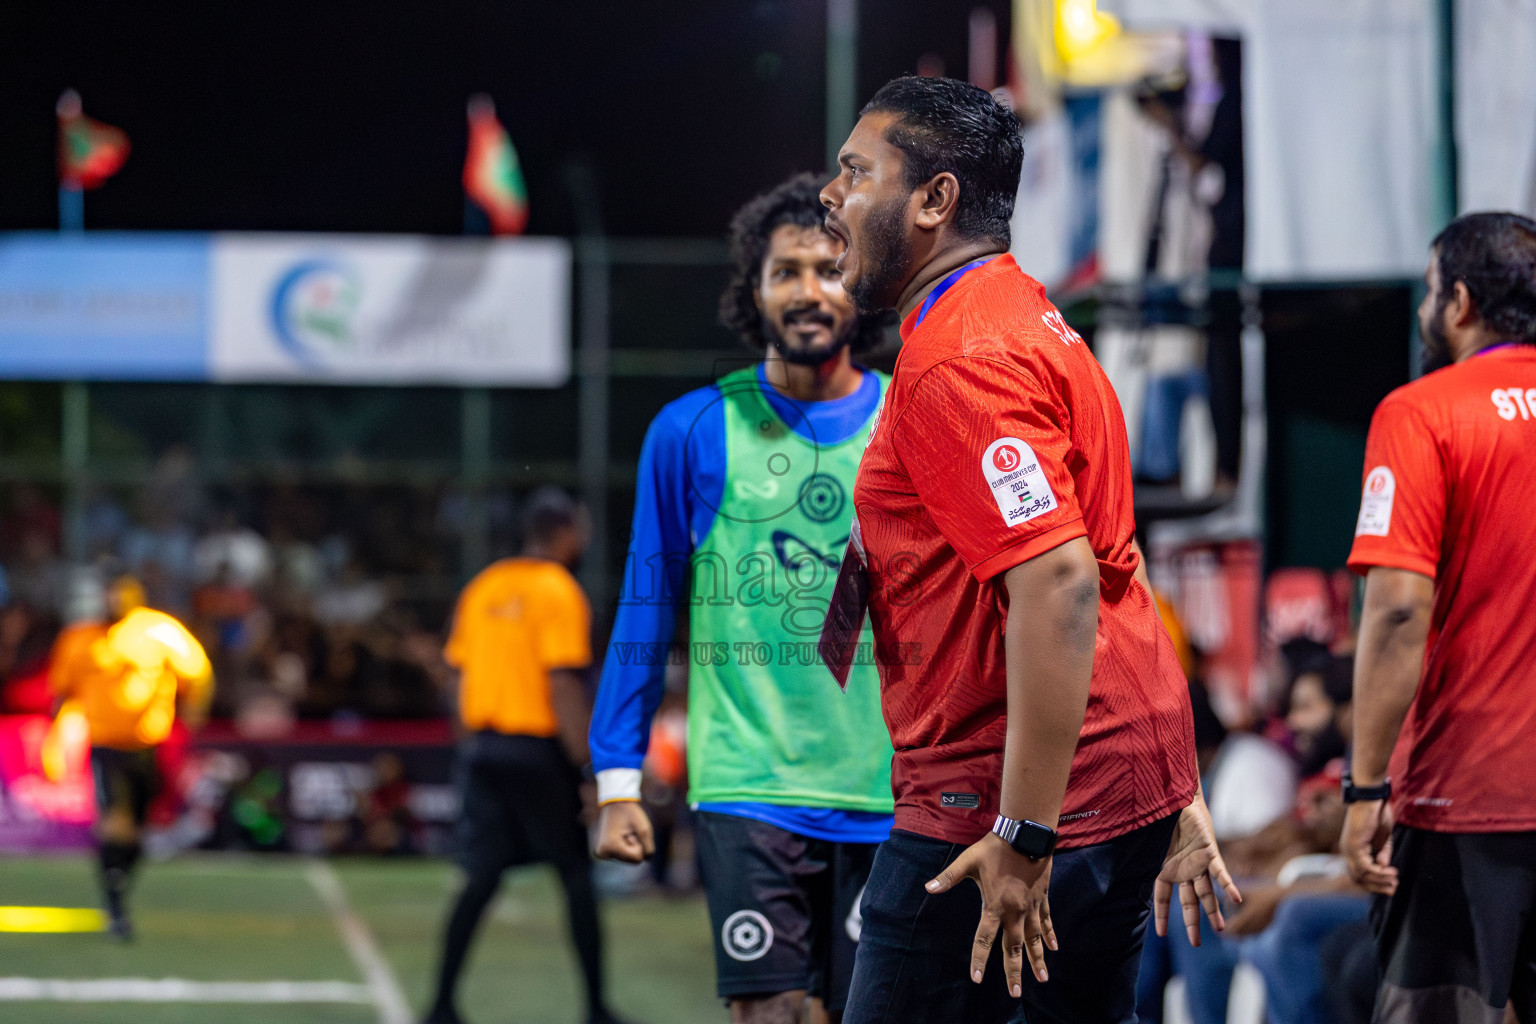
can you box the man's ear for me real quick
[913,171,961,231]
[1449,280,1478,328]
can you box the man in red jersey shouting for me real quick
[819,75,1239,1023]
[1343,212,1536,1024]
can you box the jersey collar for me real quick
[900,256,998,340]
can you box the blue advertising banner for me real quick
[0,233,209,380]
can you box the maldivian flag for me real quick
[56,89,129,190]
[463,94,528,236]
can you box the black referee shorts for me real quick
[454,731,588,876]
[90,746,160,828]
[1372,825,1536,1023]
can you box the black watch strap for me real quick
[992,815,1058,860]
[1341,774,1391,803]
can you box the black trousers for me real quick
[845,814,1178,1024]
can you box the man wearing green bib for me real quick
[591,175,894,1024]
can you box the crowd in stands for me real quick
[1138,605,1376,1024]
[0,455,475,727]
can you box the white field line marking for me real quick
[306,859,414,1024]
[0,978,371,1002]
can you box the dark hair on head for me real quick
[1188,678,1228,753]
[719,173,889,356]
[859,75,1024,247]
[521,486,578,546]
[1281,641,1353,712]
[1432,211,1536,344]
[1319,655,1354,707]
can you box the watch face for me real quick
[1013,821,1056,860]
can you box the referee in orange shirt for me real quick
[49,576,213,940]
[422,488,624,1024]
[1342,212,1536,1023]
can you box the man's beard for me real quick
[848,198,915,315]
[1294,722,1347,778]
[1421,299,1454,372]
[764,312,854,366]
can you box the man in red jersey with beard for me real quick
[819,75,1239,1024]
[1342,211,1536,1024]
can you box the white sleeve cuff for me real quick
[596,767,643,805]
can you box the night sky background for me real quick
[1,0,1010,237]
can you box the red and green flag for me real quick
[56,89,130,190]
[463,94,528,235]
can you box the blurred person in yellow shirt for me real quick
[49,576,212,940]
[422,488,628,1024]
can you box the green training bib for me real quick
[686,367,893,811]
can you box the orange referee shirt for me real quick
[1348,344,1536,833]
[445,558,592,737]
[49,608,213,751]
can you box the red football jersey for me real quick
[854,255,1197,848]
[1348,344,1536,833]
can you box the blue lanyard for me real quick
[914,257,995,328]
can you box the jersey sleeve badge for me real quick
[1355,466,1396,537]
[983,437,1057,527]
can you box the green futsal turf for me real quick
[0,854,721,1024]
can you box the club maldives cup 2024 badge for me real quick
[982,437,1056,527]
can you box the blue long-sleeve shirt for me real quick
[590,364,893,844]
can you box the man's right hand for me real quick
[593,800,655,863]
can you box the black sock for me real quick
[98,842,140,919]
[428,868,502,1018]
[558,860,607,1019]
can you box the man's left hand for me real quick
[926,832,1056,995]
[1341,799,1398,895]
[1156,793,1243,946]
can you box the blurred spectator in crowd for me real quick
[1138,648,1369,1024]
[1198,655,1297,844]
[360,752,419,855]
[0,597,61,714]
[193,507,272,589]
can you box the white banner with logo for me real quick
[210,234,570,385]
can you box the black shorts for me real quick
[454,732,588,876]
[1372,825,1536,1023]
[694,810,877,1010]
[90,747,160,828]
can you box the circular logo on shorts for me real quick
[798,473,846,523]
[992,444,1021,473]
[721,909,774,962]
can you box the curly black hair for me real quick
[719,173,890,356]
[1432,211,1536,345]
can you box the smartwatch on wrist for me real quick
[991,815,1058,861]
[1341,773,1391,804]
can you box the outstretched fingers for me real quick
[1153,877,1173,938]
[1179,878,1203,947]
[972,906,1001,984]
[1025,905,1050,984]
